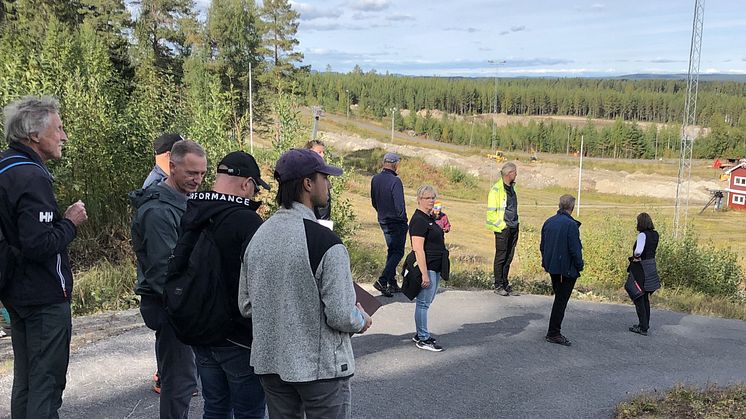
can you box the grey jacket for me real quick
[239,202,365,382]
[129,182,187,296]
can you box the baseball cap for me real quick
[383,152,401,163]
[153,133,183,154]
[274,148,343,183]
[217,151,271,190]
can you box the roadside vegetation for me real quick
[616,384,746,419]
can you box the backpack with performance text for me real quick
[163,208,241,346]
[0,155,41,293]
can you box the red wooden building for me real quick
[725,160,746,210]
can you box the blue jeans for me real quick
[192,344,266,419]
[378,222,408,287]
[415,271,439,340]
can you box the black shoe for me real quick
[373,281,393,297]
[629,325,648,336]
[494,288,509,296]
[545,334,572,346]
[416,338,444,352]
[389,283,402,293]
[412,334,437,343]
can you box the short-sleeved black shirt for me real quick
[409,208,446,272]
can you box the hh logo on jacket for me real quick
[39,211,53,223]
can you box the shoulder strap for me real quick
[0,155,45,175]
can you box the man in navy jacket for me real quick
[0,96,88,418]
[370,152,407,297]
[540,194,583,346]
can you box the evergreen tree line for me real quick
[392,110,746,159]
[302,71,746,158]
[0,0,304,262]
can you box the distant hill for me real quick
[616,73,746,82]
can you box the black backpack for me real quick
[0,155,40,293]
[163,209,241,346]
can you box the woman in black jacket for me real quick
[628,212,660,336]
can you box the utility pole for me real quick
[249,61,254,154]
[673,0,705,238]
[345,89,350,119]
[488,60,505,150]
[391,107,397,143]
[311,106,323,141]
[577,135,584,217]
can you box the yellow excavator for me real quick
[486,150,506,162]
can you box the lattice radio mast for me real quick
[673,0,705,238]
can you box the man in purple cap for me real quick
[370,152,407,297]
[238,148,372,419]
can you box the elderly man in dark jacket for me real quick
[540,194,584,346]
[0,96,88,418]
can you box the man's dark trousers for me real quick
[6,301,71,419]
[140,295,197,419]
[493,226,519,290]
[378,222,407,288]
[260,374,351,419]
[548,274,577,337]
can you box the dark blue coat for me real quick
[540,210,584,279]
[370,168,407,225]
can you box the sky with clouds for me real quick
[195,0,745,77]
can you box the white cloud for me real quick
[386,13,414,22]
[349,0,390,12]
[291,2,342,20]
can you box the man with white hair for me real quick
[0,96,88,418]
[486,161,521,296]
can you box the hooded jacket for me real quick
[540,210,584,279]
[129,182,187,296]
[177,191,263,348]
[0,143,77,306]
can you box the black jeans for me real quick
[259,374,351,419]
[548,274,577,337]
[634,292,652,331]
[140,295,197,419]
[493,227,519,290]
[378,222,408,287]
[5,301,71,419]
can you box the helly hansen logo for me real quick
[39,211,53,223]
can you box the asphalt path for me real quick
[1,289,745,418]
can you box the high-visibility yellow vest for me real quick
[486,180,516,233]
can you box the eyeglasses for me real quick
[249,178,260,192]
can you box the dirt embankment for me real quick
[321,130,723,203]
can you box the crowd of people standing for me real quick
[0,95,660,418]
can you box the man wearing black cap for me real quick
[370,152,407,297]
[172,150,269,417]
[238,148,372,419]
[143,133,183,189]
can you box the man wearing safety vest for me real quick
[486,162,520,296]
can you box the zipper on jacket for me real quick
[56,253,67,298]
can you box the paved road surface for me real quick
[2,289,745,418]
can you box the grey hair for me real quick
[416,184,437,199]
[500,162,517,176]
[3,96,61,145]
[170,139,206,163]
[559,194,576,212]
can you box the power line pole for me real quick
[488,60,505,150]
[391,107,396,143]
[673,0,705,238]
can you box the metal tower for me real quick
[673,0,705,238]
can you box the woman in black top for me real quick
[410,185,447,352]
[628,212,660,336]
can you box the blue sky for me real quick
[199,0,745,77]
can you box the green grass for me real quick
[71,259,139,316]
[616,384,746,419]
